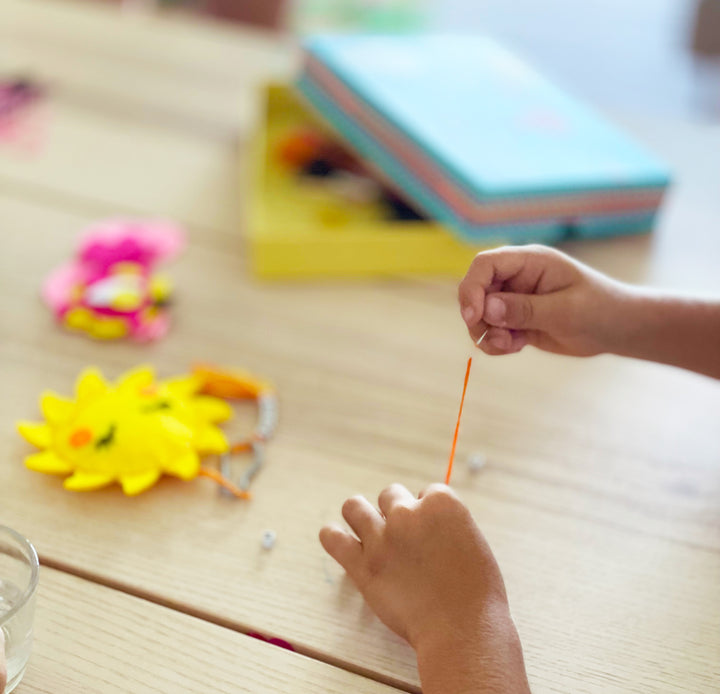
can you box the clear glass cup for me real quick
[0,526,39,693]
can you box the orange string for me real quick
[198,466,251,500]
[230,440,254,454]
[445,356,473,485]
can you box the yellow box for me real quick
[246,85,490,279]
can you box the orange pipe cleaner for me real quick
[445,356,473,485]
[198,466,252,500]
[445,330,487,485]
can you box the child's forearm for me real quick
[415,608,531,694]
[610,289,720,379]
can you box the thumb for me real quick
[483,292,558,331]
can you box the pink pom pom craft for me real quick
[42,219,185,342]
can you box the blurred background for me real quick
[1,0,718,286]
[95,0,720,120]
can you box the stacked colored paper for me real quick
[297,35,671,244]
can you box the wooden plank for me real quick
[16,567,401,693]
[0,99,243,240]
[0,0,295,133]
[1,193,719,693]
[0,0,292,240]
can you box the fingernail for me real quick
[485,296,506,325]
[461,304,475,324]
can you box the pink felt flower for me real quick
[43,219,185,342]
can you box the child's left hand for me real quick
[320,483,531,694]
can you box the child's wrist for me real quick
[603,284,666,360]
[588,278,641,356]
[411,595,508,649]
[600,289,720,377]
[414,601,530,694]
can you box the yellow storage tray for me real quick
[246,85,490,279]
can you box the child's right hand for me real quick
[458,245,623,357]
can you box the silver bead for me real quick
[261,529,277,550]
[468,452,487,473]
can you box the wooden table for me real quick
[25,569,398,693]
[1,1,719,692]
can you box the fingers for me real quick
[483,292,558,331]
[458,247,529,327]
[477,327,528,355]
[378,483,416,517]
[459,246,576,335]
[319,524,362,575]
[418,482,457,500]
[342,495,383,541]
[321,493,384,578]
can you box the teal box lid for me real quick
[302,35,671,201]
[297,73,661,245]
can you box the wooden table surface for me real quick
[1,1,719,693]
[24,568,399,693]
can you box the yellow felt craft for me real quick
[17,366,233,496]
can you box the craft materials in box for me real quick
[297,35,671,244]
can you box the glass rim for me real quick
[0,525,39,625]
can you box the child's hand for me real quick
[320,484,530,694]
[459,245,720,378]
[320,483,506,644]
[458,245,621,357]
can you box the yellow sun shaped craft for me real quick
[17,366,232,495]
